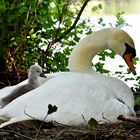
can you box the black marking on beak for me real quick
[124,43,136,58]
[40,73,47,78]
[123,43,136,75]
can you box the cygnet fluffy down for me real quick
[1,64,46,107]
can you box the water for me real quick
[83,0,140,16]
[82,0,140,87]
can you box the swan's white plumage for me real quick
[0,73,132,127]
[0,27,136,128]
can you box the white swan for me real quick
[0,64,46,107]
[0,27,136,128]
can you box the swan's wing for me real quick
[0,73,134,128]
[0,99,131,128]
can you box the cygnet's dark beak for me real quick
[40,73,47,78]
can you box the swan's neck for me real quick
[69,34,108,74]
[28,76,40,87]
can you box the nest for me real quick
[0,118,140,140]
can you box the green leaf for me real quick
[135,97,140,106]
[92,4,102,12]
[47,104,57,115]
[88,118,99,129]
[119,65,124,68]
[65,19,72,27]
[115,11,130,28]
[18,6,28,14]
[94,62,110,74]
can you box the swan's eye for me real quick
[37,70,40,73]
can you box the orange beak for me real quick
[123,53,136,75]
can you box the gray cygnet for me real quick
[1,64,46,107]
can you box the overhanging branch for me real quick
[48,0,90,48]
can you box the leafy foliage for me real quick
[92,4,102,13]
[0,0,91,86]
[115,12,130,28]
[94,62,110,74]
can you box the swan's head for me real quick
[107,28,136,75]
[28,64,47,79]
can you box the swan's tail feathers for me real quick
[122,100,136,116]
[0,115,33,128]
[102,99,132,123]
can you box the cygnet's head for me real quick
[106,28,136,75]
[28,64,47,79]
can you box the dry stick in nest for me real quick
[24,110,48,140]
[133,92,140,96]
[35,117,47,140]
[0,129,32,140]
[117,115,140,125]
[53,128,92,140]
[101,113,112,123]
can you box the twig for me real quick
[53,128,90,140]
[133,92,140,96]
[24,109,48,140]
[53,129,65,140]
[0,82,5,85]
[104,129,116,140]
[45,0,90,49]
[63,129,90,134]
[82,114,88,124]
[24,110,37,120]
[54,0,90,42]
[34,112,48,140]
[8,50,20,83]
[129,127,136,132]
[117,115,140,125]
[102,113,112,123]
[25,5,31,23]
[53,120,69,128]
[0,129,33,140]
